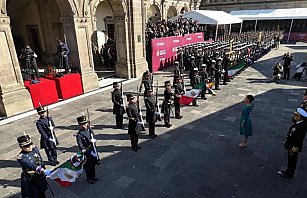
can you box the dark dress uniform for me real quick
[126,96,141,151]
[212,62,221,90]
[174,80,185,118]
[76,116,98,183]
[144,93,157,138]
[199,66,208,99]
[57,41,70,74]
[190,71,200,106]
[173,64,181,85]
[282,54,293,80]
[112,83,125,129]
[143,79,152,97]
[17,136,48,198]
[282,120,307,177]
[177,50,184,73]
[161,82,173,127]
[36,112,58,166]
[222,56,230,85]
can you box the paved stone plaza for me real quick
[0,44,307,198]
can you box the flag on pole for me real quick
[48,153,86,187]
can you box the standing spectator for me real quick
[239,95,254,148]
[278,104,307,178]
[282,52,293,80]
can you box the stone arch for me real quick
[88,0,129,77]
[147,4,161,22]
[167,5,177,19]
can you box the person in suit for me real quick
[278,104,307,178]
[76,116,99,184]
[36,106,59,166]
[282,52,293,80]
[16,134,51,198]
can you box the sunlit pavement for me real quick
[1,43,307,198]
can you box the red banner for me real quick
[151,33,204,72]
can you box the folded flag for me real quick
[228,60,246,77]
[48,153,86,187]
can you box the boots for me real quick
[239,138,247,148]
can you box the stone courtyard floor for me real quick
[0,43,307,198]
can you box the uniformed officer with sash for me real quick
[36,106,59,166]
[126,93,142,151]
[144,89,158,139]
[76,116,99,184]
[17,134,51,198]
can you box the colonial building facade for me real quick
[200,0,307,12]
[0,0,200,117]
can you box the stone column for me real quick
[126,0,148,78]
[0,17,33,117]
[71,16,99,92]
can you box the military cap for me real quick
[17,134,33,147]
[201,64,207,67]
[193,68,198,71]
[113,82,119,87]
[174,61,179,65]
[303,90,307,96]
[126,93,134,100]
[211,60,216,63]
[191,56,195,59]
[36,106,46,114]
[77,116,87,124]
[295,105,307,117]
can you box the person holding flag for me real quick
[16,134,52,198]
[36,106,59,166]
[76,116,99,184]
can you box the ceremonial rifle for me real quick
[136,86,145,128]
[86,109,100,163]
[46,106,58,146]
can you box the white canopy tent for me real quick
[230,8,307,41]
[169,10,243,40]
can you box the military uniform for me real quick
[190,69,200,106]
[20,46,39,80]
[199,64,208,99]
[126,94,141,151]
[57,40,70,74]
[212,60,221,90]
[16,135,50,198]
[173,62,181,85]
[161,81,173,128]
[112,82,125,129]
[76,116,99,184]
[143,78,152,97]
[144,91,157,138]
[36,107,58,166]
[174,77,185,119]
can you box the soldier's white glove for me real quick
[48,138,56,144]
[90,151,97,157]
[90,139,96,143]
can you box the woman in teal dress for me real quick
[239,95,254,148]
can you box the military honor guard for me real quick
[56,39,70,74]
[177,47,184,74]
[190,68,200,107]
[278,104,307,178]
[144,89,158,139]
[112,82,125,129]
[174,76,184,119]
[199,64,208,100]
[36,106,59,166]
[16,134,51,198]
[143,71,153,97]
[162,81,173,128]
[173,61,181,85]
[126,93,142,151]
[76,116,99,184]
[212,59,221,90]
